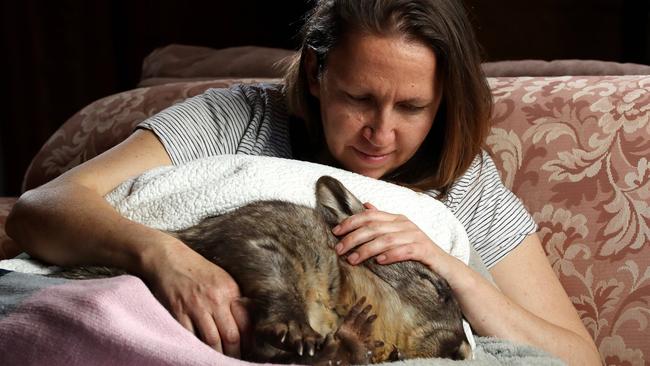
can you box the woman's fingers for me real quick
[155,254,248,358]
[193,312,223,353]
[181,299,242,358]
[336,221,402,254]
[212,307,242,358]
[333,209,401,236]
[231,298,251,337]
[332,207,440,265]
[336,220,419,255]
[345,232,417,264]
[180,289,244,358]
[177,313,196,335]
[363,202,378,210]
[373,243,428,265]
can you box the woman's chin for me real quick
[342,160,388,179]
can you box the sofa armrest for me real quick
[22,78,281,191]
[0,197,20,260]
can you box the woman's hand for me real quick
[332,203,451,273]
[143,243,250,359]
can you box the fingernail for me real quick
[376,255,386,263]
[332,225,341,234]
[335,243,343,254]
[348,252,359,264]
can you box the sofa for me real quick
[1,45,649,365]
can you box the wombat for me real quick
[56,176,471,365]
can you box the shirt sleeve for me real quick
[447,151,538,268]
[137,85,253,165]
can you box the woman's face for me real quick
[307,31,441,179]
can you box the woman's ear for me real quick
[305,48,321,98]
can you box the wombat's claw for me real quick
[296,340,317,357]
[388,345,403,361]
[257,319,323,356]
[308,342,316,356]
[279,329,287,343]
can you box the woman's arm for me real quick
[6,130,173,269]
[447,234,601,365]
[5,129,248,358]
[333,206,601,365]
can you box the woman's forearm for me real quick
[5,181,181,276]
[441,257,601,366]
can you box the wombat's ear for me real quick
[315,176,365,227]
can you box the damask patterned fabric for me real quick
[3,75,649,364]
[486,76,650,365]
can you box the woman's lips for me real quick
[353,147,392,164]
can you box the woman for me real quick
[6,0,600,364]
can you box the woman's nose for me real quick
[362,110,395,147]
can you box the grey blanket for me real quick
[0,247,565,365]
[375,336,564,365]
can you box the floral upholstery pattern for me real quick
[487,75,649,365]
[4,75,650,364]
[21,78,278,191]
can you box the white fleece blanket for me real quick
[105,155,476,351]
[105,155,471,265]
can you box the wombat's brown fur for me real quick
[56,176,471,365]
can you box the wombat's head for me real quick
[315,176,365,227]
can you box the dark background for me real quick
[2,0,649,196]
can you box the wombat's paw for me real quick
[336,297,383,363]
[256,319,324,357]
[314,333,347,366]
[339,297,377,341]
[312,297,383,366]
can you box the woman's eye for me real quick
[347,93,369,102]
[400,104,425,112]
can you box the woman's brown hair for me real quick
[284,0,492,197]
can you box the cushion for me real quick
[482,59,650,76]
[137,45,650,88]
[139,45,294,87]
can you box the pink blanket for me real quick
[0,272,263,366]
[0,269,563,365]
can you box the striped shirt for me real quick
[138,83,537,268]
